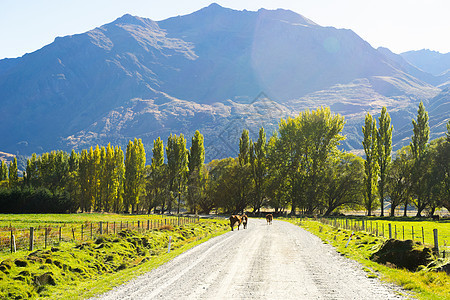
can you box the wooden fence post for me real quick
[90,223,93,239]
[99,221,103,235]
[114,222,116,235]
[422,227,424,245]
[106,222,109,235]
[389,224,392,239]
[29,227,34,251]
[433,229,439,256]
[10,229,14,253]
[395,225,397,239]
[412,226,414,240]
[59,227,62,243]
[44,228,47,248]
[81,225,84,241]
[402,226,405,240]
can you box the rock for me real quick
[370,239,435,271]
[34,272,56,286]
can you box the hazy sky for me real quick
[1,0,449,59]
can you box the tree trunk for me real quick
[403,199,408,217]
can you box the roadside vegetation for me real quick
[0,218,228,299]
[292,218,450,300]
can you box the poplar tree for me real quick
[25,153,39,186]
[187,131,205,214]
[250,127,267,213]
[114,146,125,213]
[237,129,251,213]
[124,138,146,213]
[8,157,18,188]
[166,134,188,214]
[362,113,378,216]
[410,101,430,216]
[78,149,91,212]
[0,160,7,181]
[377,107,393,216]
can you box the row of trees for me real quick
[0,104,448,216]
[362,102,450,216]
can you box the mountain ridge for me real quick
[0,4,447,160]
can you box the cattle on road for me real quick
[266,214,273,225]
[229,215,242,231]
[241,214,248,229]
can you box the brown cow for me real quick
[229,215,242,231]
[241,214,248,229]
[266,214,273,225]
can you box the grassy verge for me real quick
[288,219,450,300]
[0,219,229,299]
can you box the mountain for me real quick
[0,4,447,160]
[400,49,450,76]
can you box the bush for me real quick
[0,187,74,213]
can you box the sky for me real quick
[1,0,449,59]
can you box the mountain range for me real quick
[0,3,449,161]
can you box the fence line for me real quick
[0,216,199,253]
[302,217,448,258]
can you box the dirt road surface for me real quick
[92,219,407,299]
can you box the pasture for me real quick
[0,214,229,299]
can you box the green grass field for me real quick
[291,218,450,300]
[0,216,229,299]
[0,213,182,228]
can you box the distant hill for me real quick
[401,49,450,76]
[0,4,447,160]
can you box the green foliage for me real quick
[386,146,413,216]
[377,106,393,216]
[8,157,18,188]
[322,151,364,215]
[362,113,379,215]
[166,134,188,214]
[0,160,7,181]
[0,187,73,213]
[124,139,146,213]
[267,106,346,215]
[410,102,431,217]
[187,131,205,214]
[250,127,267,213]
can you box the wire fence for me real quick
[0,216,199,253]
[306,217,449,258]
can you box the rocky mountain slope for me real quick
[0,4,447,160]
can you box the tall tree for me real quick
[377,106,393,216]
[147,137,166,214]
[78,149,91,212]
[362,113,378,216]
[410,101,430,216]
[124,138,146,213]
[8,157,18,188]
[236,129,252,213]
[113,146,125,213]
[299,107,345,213]
[25,153,39,186]
[0,160,8,181]
[187,131,205,214]
[166,134,188,214]
[250,127,267,213]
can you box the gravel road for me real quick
[92,219,408,300]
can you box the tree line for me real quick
[0,104,448,216]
